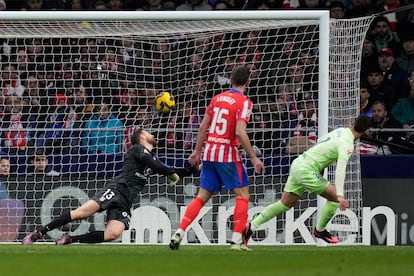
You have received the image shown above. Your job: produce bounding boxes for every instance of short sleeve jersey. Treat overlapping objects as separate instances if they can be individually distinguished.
[202,89,253,163]
[304,127,355,171]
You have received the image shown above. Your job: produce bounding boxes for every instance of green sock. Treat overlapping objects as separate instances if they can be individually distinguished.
[251,201,290,230]
[316,201,340,231]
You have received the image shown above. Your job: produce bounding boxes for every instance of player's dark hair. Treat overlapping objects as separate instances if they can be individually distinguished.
[354,114,372,133]
[130,129,144,145]
[231,66,250,86]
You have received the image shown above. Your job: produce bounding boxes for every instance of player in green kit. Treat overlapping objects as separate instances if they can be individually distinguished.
[243,114,372,245]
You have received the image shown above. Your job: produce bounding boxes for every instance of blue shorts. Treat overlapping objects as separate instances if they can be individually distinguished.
[199,161,249,192]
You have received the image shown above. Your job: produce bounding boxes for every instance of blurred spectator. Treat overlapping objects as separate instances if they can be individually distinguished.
[294,99,318,144]
[0,0,6,10]
[0,156,10,199]
[365,62,391,109]
[297,0,325,9]
[396,32,414,74]
[29,148,60,176]
[370,16,401,57]
[115,84,141,126]
[373,0,401,32]
[0,96,37,152]
[377,47,410,108]
[214,0,230,9]
[329,1,346,19]
[68,0,87,10]
[23,0,46,10]
[366,100,405,154]
[1,63,25,98]
[181,77,212,114]
[81,102,124,154]
[275,83,298,127]
[285,63,317,101]
[391,72,414,128]
[70,83,94,123]
[94,0,108,10]
[176,0,212,10]
[162,1,176,10]
[21,74,49,125]
[361,35,378,81]
[39,93,78,155]
[107,0,123,10]
[213,56,235,89]
[166,102,201,150]
[117,36,145,82]
[14,48,31,81]
[237,31,262,67]
[0,156,10,177]
[345,0,372,18]
[360,81,373,117]
[143,0,163,10]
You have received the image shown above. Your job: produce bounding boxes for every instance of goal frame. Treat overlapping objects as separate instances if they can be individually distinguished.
[1,10,338,245]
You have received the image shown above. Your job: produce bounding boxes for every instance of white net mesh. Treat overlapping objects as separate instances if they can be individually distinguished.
[0,12,373,244]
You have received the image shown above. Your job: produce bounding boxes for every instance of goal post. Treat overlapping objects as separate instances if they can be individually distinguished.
[0,11,374,245]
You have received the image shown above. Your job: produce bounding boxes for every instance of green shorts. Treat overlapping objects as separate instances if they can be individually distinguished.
[284,155,329,197]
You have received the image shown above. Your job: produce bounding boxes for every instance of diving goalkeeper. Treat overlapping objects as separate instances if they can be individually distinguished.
[22,129,199,245]
[243,115,372,245]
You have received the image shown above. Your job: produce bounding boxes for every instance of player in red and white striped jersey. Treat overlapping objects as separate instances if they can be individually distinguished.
[170,65,265,251]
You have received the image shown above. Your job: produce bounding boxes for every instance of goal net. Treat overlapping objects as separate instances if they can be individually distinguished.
[0,11,373,245]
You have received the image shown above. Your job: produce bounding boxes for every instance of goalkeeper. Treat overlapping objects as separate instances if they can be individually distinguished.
[22,129,199,245]
[243,115,372,245]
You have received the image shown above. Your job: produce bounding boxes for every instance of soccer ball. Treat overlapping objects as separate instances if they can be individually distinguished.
[155,91,175,113]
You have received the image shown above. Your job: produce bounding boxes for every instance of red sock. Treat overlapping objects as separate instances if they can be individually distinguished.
[233,197,249,233]
[179,197,205,231]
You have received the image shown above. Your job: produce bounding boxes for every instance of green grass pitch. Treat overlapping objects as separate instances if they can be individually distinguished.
[1,244,413,276]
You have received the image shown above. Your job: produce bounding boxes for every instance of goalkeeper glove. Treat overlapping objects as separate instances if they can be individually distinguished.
[167,173,180,186]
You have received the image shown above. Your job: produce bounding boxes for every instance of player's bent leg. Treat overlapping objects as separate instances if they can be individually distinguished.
[71,200,101,220]
[231,187,249,248]
[104,220,125,241]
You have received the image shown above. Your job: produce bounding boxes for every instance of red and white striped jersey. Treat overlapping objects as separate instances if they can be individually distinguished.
[202,88,252,163]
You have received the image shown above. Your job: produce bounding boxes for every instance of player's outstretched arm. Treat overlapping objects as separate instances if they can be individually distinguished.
[174,165,202,178]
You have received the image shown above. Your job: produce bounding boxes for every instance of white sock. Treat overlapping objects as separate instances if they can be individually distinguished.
[231,232,242,244]
[175,228,184,236]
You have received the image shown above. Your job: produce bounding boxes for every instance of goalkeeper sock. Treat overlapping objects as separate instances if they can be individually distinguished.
[251,201,290,231]
[39,209,72,235]
[71,231,105,243]
[178,196,204,231]
[316,201,340,231]
[233,197,249,233]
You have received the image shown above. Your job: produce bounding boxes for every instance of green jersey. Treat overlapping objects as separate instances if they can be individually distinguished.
[301,127,355,196]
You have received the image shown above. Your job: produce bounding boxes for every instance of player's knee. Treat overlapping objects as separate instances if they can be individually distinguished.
[104,229,122,241]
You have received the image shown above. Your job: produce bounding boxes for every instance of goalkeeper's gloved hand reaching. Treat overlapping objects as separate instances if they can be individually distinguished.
[167,173,180,186]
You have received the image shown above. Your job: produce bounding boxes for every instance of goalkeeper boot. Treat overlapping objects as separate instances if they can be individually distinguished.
[22,231,43,245]
[242,222,253,247]
[169,233,182,250]
[313,228,339,244]
[56,234,73,245]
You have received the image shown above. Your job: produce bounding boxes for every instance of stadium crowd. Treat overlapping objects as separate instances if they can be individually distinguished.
[0,0,414,169]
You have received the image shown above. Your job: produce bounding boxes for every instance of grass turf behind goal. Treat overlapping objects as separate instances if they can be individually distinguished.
[1,244,413,276]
